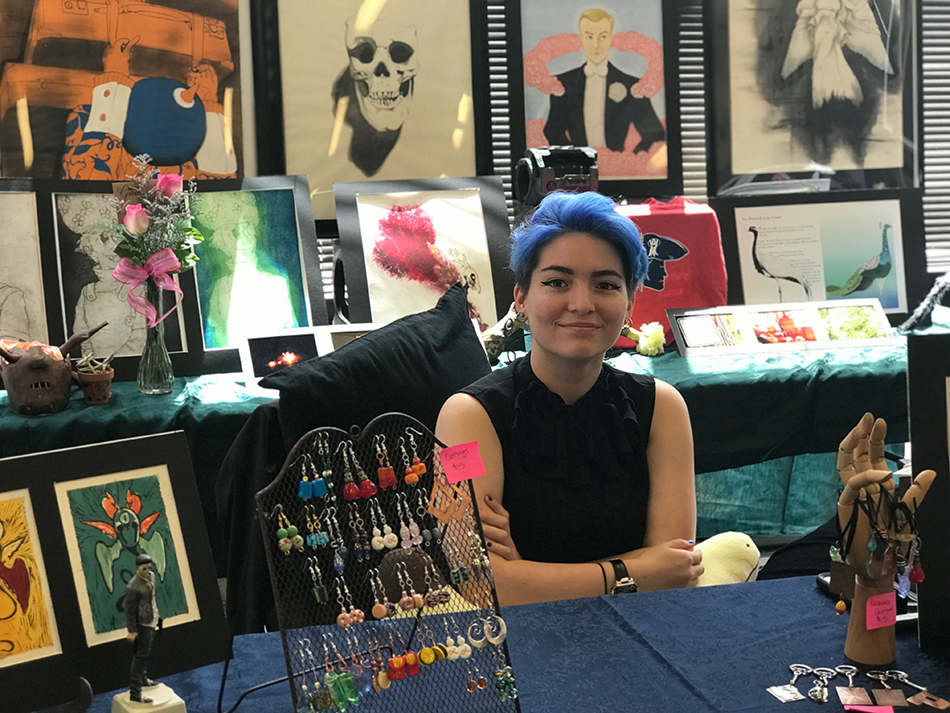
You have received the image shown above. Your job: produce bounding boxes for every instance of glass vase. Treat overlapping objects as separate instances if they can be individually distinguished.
[137,278,174,395]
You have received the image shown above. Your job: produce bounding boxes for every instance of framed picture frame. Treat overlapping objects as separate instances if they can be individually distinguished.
[32,175,326,380]
[252,0,492,221]
[0,0,255,180]
[0,179,50,345]
[333,176,514,330]
[907,333,950,651]
[239,322,383,386]
[0,432,231,713]
[709,188,929,324]
[504,0,684,198]
[668,298,898,358]
[705,0,922,196]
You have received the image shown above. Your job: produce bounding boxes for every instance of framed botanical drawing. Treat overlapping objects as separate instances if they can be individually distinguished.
[0,488,61,668]
[706,0,921,195]
[0,0,255,179]
[0,184,46,343]
[907,334,950,651]
[267,0,491,220]
[505,0,684,198]
[710,188,930,324]
[333,177,513,329]
[0,432,230,713]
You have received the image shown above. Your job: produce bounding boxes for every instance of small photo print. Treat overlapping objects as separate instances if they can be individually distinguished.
[749,310,819,345]
[676,314,743,348]
[819,305,892,341]
[247,333,319,378]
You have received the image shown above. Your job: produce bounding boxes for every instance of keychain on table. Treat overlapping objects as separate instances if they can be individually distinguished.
[349,442,377,499]
[325,507,347,572]
[867,670,908,707]
[272,504,304,555]
[833,665,872,706]
[308,555,329,604]
[767,664,810,703]
[807,667,836,703]
[423,559,451,607]
[375,435,397,489]
[406,427,427,479]
[346,503,371,561]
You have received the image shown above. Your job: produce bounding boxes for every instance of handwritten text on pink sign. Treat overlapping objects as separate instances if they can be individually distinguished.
[439,442,486,483]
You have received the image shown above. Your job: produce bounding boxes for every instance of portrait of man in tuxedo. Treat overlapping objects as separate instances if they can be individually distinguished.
[543,8,665,154]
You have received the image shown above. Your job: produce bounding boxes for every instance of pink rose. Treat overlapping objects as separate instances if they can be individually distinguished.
[123,204,150,235]
[156,173,184,197]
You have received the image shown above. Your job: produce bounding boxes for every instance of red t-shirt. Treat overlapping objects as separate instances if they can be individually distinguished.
[616,197,728,346]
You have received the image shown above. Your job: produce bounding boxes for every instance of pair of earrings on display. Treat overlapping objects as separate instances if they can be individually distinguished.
[399,429,427,485]
[296,453,328,499]
[443,617,473,660]
[308,556,328,604]
[367,498,398,551]
[273,504,305,555]
[303,504,329,548]
[374,434,398,489]
[395,493,424,549]
[367,568,396,619]
[467,614,508,648]
[395,561,424,610]
[339,441,378,501]
[423,559,451,607]
[334,578,364,628]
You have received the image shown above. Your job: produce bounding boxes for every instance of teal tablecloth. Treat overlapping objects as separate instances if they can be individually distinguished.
[0,338,917,566]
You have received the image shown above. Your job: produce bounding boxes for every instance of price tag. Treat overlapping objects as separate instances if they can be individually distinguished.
[865,590,896,631]
[438,441,486,483]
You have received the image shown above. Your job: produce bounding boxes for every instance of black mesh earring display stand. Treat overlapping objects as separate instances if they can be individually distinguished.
[255,412,521,713]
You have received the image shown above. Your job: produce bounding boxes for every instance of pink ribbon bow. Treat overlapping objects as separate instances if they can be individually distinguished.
[111,248,184,327]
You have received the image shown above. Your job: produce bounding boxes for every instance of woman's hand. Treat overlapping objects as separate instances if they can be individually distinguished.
[624,539,703,591]
[480,495,521,561]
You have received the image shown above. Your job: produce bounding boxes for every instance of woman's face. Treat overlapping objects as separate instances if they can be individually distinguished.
[515,232,634,363]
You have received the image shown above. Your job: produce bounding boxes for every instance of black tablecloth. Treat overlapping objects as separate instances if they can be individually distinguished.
[83,577,949,713]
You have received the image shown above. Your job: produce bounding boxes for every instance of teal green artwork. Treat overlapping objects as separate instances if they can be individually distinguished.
[192,189,309,349]
[67,475,189,636]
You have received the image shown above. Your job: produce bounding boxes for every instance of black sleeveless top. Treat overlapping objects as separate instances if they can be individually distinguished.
[459,355,655,564]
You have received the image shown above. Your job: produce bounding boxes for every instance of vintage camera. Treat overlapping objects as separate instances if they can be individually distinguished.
[513,146,599,207]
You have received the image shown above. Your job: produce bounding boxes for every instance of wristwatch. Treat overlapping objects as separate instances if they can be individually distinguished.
[609,559,638,594]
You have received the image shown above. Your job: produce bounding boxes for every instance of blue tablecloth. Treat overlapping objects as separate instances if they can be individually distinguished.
[84,577,950,713]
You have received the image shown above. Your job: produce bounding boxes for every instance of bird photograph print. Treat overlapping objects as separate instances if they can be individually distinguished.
[734,199,906,313]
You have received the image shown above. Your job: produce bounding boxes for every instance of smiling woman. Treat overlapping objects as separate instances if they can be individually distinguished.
[436,191,702,606]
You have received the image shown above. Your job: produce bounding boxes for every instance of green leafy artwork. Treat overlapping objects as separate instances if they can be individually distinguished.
[819,306,889,341]
[67,475,189,635]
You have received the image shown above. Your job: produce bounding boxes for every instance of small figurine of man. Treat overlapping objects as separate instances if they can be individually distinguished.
[124,554,161,704]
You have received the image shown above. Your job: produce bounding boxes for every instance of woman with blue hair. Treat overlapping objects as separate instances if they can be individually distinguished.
[437,191,702,605]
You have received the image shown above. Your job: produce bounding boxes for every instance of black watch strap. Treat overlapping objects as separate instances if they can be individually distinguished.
[609,559,638,594]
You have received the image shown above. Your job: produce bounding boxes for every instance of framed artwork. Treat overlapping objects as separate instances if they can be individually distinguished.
[668,298,898,357]
[0,188,46,343]
[0,0,254,179]
[239,323,383,386]
[907,334,950,651]
[267,0,490,220]
[710,188,929,323]
[0,432,230,713]
[505,0,683,198]
[334,177,514,329]
[706,0,921,195]
[0,489,61,668]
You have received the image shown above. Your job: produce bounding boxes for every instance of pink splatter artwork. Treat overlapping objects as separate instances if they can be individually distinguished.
[371,204,487,329]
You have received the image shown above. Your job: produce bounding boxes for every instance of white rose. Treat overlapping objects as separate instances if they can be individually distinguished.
[608,82,627,103]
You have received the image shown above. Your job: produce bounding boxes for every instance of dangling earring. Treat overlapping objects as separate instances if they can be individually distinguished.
[467,618,489,649]
[318,434,335,503]
[325,507,347,572]
[346,502,371,561]
[375,435,397,489]
[373,499,397,549]
[424,559,450,607]
[308,450,328,498]
[338,441,360,501]
[484,613,507,645]
[400,493,423,547]
[296,455,313,499]
[349,442,377,499]
[406,428,427,478]
[334,577,363,627]
[273,504,303,555]
[308,555,328,603]
[397,437,417,486]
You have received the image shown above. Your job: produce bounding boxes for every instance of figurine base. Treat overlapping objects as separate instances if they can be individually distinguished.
[111,684,185,712]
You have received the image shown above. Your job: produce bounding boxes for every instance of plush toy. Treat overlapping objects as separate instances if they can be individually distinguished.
[695,531,760,587]
[0,322,107,415]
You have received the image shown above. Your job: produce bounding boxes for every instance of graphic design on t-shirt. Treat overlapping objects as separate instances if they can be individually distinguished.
[642,234,688,291]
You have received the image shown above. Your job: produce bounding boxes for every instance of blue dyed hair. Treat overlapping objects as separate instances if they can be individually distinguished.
[510,191,648,293]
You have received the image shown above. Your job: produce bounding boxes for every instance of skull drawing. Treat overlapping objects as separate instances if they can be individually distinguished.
[345,17,418,133]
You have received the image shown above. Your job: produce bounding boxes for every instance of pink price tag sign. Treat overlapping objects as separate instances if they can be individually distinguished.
[438,442,486,484]
[866,590,897,631]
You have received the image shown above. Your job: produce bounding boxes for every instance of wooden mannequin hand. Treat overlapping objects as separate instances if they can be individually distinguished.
[480,495,521,561]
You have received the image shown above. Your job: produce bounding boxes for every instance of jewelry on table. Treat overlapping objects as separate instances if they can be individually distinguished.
[887,670,927,693]
[375,435,397,489]
[807,667,836,703]
[767,664,810,703]
[868,670,908,707]
[835,664,872,705]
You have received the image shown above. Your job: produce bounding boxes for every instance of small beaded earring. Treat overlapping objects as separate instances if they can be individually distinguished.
[349,442,377,499]
[334,578,364,628]
[406,428,427,478]
[308,555,328,603]
[318,434,336,504]
[443,617,460,660]
[375,435,397,489]
[346,503,371,561]
[296,455,313,500]
[338,442,360,501]
[325,507,347,572]
[273,504,304,555]
[397,437,418,486]
[424,560,450,607]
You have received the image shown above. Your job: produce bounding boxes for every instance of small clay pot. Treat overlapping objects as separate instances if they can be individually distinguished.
[77,368,114,405]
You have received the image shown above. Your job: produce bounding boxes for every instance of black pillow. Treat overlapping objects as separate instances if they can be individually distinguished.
[260,284,491,450]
